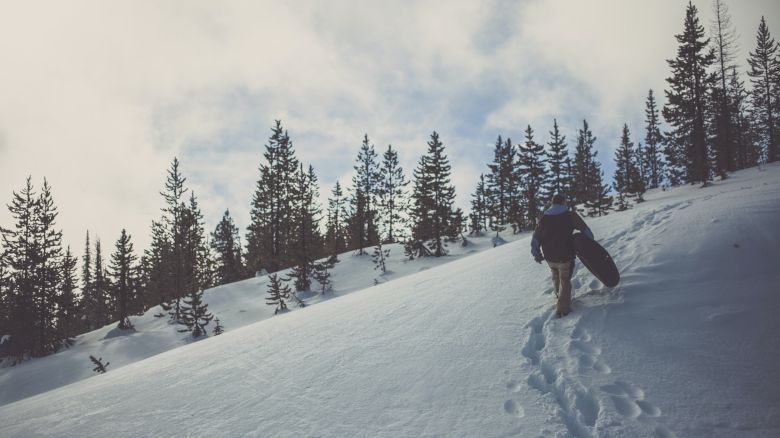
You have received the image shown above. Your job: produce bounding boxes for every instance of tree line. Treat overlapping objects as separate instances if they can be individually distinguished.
[1,1,777,362]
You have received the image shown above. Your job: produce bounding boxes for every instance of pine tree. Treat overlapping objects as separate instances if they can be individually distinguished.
[0,178,67,359]
[468,174,489,235]
[180,288,212,338]
[729,67,760,169]
[519,125,548,229]
[348,134,381,254]
[140,221,170,313]
[544,119,570,200]
[35,179,63,355]
[312,261,333,295]
[265,273,291,315]
[643,90,665,188]
[185,192,211,293]
[80,231,99,330]
[325,182,348,261]
[747,16,780,163]
[377,145,409,243]
[372,240,390,275]
[56,247,79,346]
[613,125,643,210]
[0,178,40,360]
[663,2,717,186]
[0,259,10,349]
[212,317,224,336]
[89,355,109,374]
[571,120,600,207]
[409,131,459,257]
[159,158,188,323]
[108,229,137,330]
[289,164,322,292]
[709,0,739,175]
[486,135,511,235]
[93,239,110,328]
[246,121,300,274]
[585,167,613,217]
[211,209,244,286]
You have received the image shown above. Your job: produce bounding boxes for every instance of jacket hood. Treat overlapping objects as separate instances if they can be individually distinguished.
[544,204,569,216]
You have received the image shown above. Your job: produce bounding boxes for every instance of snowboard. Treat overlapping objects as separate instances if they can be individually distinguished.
[571,233,620,287]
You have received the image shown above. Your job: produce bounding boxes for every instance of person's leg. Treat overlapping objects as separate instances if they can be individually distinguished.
[557,261,573,315]
[549,263,561,298]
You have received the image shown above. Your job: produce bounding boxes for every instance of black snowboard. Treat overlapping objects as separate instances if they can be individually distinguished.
[571,233,620,287]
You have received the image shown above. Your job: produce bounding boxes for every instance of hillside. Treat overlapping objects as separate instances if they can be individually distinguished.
[0,163,779,437]
[0,225,521,407]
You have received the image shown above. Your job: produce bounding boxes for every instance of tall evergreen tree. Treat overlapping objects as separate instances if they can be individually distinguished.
[92,239,110,328]
[1,178,69,359]
[34,180,62,355]
[0,178,39,359]
[709,0,739,175]
[246,121,300,274]
[729,67,760,168]
[613,125,643,210]
[485,135,512,234]
[408,131,458,257]
[108,229,137,330]
[211,209,244,286]
[643,90,665,188]
[289,164,322,292]
[663,2,717,186]
[572,119,600,207]
[140,221,170,313]
[55,247,79,345]
[519,125,548,229]
[80,231,96,330]
[325,182,348,261]
[544,119,570,200]
[377,145,409,243]
[747,16,780,163]
[348,134,381,254]
[159,158,188,323]
[585,167,613,217]
[468,174,489,235]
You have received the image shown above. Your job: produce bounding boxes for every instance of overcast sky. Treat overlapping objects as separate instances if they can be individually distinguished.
[1,0,777,254]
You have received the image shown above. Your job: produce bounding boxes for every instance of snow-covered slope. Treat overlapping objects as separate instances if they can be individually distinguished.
[1,164,779,437]
[0,224,519,407]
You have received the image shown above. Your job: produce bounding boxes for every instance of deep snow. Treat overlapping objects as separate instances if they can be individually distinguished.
[1,163,779,437]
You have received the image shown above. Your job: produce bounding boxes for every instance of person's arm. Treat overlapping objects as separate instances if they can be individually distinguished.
[531,219,546,260]
[571,211,594,239]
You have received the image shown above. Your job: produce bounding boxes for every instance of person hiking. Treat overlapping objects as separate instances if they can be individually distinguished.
[531,194,593,318]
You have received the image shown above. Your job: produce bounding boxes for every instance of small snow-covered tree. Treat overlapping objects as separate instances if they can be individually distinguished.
[372,241,390,274]
[266,273,291,314]
[212,317,224,336]
[312,261,333,295]
[180,288,212,338]
[89,355,109,374]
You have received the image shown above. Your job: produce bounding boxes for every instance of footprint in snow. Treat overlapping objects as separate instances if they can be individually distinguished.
[503,399,525,417]
[571,337,611,375]
[601,380,661,419]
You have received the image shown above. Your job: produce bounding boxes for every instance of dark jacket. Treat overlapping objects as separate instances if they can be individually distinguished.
[531,204,593,263]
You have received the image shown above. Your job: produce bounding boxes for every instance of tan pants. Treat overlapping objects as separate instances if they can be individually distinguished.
[548,261,572,314]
